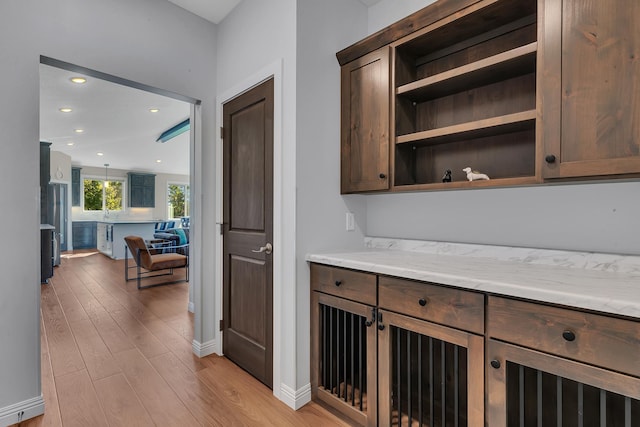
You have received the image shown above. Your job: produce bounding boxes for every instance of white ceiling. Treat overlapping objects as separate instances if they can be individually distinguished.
[40,64,190,176]
[167,0,382,24]
[40,0,383,177]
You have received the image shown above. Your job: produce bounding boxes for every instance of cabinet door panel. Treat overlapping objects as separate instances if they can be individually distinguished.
[487,340,640,427]
[71,167,81,206]
[311,292,377,426]
[128,173,155,207]
[341,48,390,193]
[542,0,640,178]
[378,310,484,427]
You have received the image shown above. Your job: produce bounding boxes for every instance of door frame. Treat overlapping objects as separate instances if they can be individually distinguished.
[215,59,288,404]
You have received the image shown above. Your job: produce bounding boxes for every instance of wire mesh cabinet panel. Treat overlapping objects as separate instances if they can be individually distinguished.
[311,292,378,426]
[377,310,484,427]
[487,340,640,427]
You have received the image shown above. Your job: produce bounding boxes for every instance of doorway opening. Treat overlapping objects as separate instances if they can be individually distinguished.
[38,55,202,364]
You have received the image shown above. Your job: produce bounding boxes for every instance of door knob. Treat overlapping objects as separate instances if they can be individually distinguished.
[252,242,273,255]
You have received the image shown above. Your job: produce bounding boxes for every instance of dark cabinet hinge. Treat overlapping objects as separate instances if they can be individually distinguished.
[220,126,224,140]
[219,319,224,331]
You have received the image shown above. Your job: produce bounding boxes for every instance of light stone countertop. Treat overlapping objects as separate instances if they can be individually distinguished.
[96,220,158,224]
[306,238,640,320]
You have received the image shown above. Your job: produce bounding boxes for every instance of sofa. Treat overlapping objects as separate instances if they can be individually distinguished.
[152,227,189,255]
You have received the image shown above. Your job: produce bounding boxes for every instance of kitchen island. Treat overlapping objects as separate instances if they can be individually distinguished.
[96,220,156,260]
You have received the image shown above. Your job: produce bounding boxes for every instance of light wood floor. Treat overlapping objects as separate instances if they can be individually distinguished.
[13,250,351,427]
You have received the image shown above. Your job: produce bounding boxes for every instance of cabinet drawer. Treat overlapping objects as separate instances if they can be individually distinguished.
[488,296,640,378]
[310,264,376,306]
[379,276,484,335]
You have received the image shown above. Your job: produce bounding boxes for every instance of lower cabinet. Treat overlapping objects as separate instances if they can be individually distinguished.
[310,263,640,426]
[96,223,113,257]
[377,310,484,427]
[310,263,484,426]
[72,221,97,249]
[487,296,640,427]
[311,292,378,426]
[486,340,640,427]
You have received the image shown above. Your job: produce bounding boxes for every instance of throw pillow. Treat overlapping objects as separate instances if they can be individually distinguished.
[174,228,187,245]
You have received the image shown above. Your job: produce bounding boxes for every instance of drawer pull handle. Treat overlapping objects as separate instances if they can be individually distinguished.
[490,359,501,369]
[335,280,342,287]
[418,298,427,306]
[378,324,385,331]
[562,330,576,342]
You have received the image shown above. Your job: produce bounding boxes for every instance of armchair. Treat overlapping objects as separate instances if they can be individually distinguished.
[124,235,188,289]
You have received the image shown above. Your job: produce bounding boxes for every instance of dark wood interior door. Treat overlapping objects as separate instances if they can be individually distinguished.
[223,78,274,388]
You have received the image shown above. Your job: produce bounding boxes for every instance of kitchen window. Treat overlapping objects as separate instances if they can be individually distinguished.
[167,183,189,219]
[83,178,124,212]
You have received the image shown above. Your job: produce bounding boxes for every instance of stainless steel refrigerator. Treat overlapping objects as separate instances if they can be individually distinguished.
[48,183,68,266]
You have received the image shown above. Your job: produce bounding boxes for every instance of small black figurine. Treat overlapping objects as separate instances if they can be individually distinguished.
[442,169,452,182]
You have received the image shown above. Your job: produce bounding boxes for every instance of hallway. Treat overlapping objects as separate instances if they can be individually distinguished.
[16,250,349,426]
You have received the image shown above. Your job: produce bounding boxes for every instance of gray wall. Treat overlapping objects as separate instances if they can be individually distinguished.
[217,0,371,398]
[296,0,369,391]
[364,0,640,256]
[367,0,437,33]
[367,182,640,255]
[216,0,299,399]
[0,0,216,416]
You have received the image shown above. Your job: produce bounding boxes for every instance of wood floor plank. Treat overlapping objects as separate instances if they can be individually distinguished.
[163,312,194,341]
[27,251,352,427]
[40,284,85,377]
[196,357,352,427]
[149,352,252,426]
[93,374,155,427]
[113,348,199,426]
[54,292,88,324]
[108,308,169,359]
[88,309,136,355]
[68,319,121,380]
[55,369,108,427]
[143,318,213,372]
[17,315,65,427]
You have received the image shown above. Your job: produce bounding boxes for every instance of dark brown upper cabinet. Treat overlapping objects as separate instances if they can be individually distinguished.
[337,0,640,193]
[541,0,640,179]
[340,47,391,193]
[391,0,538,190]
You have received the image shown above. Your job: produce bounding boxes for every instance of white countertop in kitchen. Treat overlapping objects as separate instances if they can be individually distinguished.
[96,220,158,224]
[307,238,640,319]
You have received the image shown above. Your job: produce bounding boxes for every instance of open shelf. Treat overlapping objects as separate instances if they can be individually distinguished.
[396,110,536,147]
[393,176,538,192]
[397,43,537,102]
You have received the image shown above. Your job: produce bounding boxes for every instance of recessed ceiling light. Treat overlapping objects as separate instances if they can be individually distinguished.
[156,159,162,163]
[74,129,84,133]
[149,108,159,113]
[66,142,74,146]
[59,107,73,113]
[97,152,104,156]
[70,77,87,84]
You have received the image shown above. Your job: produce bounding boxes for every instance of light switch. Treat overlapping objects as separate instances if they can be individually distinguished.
[346,212,355,231]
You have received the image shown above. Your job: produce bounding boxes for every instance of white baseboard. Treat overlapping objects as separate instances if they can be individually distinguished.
[192,339,216,357]
[279,383,311,410]
[0,395,45,426]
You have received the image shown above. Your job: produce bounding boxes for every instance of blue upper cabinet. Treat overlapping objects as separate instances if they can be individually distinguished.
[128,172,155,207]
[71,167,81,206]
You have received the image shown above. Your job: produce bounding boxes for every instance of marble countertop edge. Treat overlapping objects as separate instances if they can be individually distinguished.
[306,250,640,319]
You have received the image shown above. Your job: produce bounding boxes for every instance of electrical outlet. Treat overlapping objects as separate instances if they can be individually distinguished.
[346,212,355,231]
